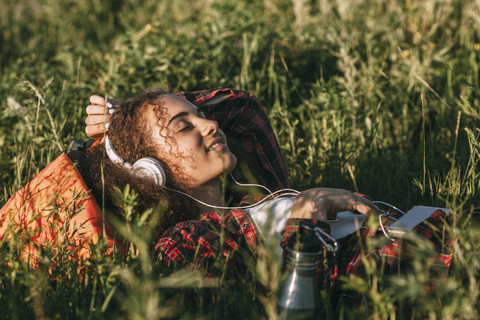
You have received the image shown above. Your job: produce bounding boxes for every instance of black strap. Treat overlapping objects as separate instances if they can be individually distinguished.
[68,139,96,152]
[64,139,96,170]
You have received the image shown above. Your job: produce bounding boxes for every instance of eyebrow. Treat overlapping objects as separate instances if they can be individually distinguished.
[167,111,189,127]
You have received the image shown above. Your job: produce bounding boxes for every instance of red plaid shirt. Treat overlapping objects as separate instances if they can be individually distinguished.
[155,209,259,278]
[155,89,453,290]
[156,204,453,286]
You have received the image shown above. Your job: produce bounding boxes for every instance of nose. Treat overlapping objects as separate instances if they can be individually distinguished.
[199,118,218,137]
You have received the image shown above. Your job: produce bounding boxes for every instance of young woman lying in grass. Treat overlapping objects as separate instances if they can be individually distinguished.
[82,88,454,296]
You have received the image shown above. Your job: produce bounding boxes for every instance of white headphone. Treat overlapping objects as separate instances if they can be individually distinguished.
[104,135,167,187]
[104,134,302,210]
[102,104,299,209]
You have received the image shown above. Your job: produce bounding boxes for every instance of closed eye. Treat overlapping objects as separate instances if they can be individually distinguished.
[178,121,194,132]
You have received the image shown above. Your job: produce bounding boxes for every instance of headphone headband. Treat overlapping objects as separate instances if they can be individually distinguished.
[105,136,130,167]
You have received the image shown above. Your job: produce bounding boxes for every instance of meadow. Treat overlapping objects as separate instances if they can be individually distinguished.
[0,0,479,318]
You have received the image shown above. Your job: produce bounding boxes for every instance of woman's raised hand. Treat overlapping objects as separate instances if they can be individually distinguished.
[291,188,381,221]
[85,95,121,140]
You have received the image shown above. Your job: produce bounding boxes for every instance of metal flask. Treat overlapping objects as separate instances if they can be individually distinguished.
[277,225,324,320]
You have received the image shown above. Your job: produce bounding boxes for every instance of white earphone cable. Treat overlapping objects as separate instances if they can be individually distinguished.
[162,174,300,210]
[228,173,274,195]
[163,185,299,210]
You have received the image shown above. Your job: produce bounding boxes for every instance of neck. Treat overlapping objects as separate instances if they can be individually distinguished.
[191,179,225,213]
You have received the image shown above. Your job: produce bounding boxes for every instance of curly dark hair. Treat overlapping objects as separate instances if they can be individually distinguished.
[80,90,200,238]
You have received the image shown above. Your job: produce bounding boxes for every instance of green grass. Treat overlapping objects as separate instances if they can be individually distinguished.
[0,0,479,318]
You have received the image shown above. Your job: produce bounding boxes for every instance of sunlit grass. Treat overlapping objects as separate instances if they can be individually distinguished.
[0,0,479,318]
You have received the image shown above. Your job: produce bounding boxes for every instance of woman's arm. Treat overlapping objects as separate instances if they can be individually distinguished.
[291,188,380,221]
[282,189,380,253]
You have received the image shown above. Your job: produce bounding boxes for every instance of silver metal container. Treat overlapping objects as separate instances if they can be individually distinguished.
[277,222,323,320]
[278,247,320,319]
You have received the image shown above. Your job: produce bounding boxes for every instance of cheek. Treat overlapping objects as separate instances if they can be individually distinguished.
[163,144,172,154]
[176,139,205,159]
[157,135,197,159]
[151,132,172,154]
[161,154,200,187]
[167,145,200,174]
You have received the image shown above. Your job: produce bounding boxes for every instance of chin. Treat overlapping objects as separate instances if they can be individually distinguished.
[225,153,237,173]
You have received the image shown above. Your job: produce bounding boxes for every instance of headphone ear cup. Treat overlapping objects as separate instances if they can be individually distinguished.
[132,157,167,187]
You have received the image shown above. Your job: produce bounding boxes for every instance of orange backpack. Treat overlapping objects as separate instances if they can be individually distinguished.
[0,152,117,268]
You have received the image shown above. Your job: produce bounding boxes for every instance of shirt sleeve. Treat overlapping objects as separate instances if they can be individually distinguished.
[176,89,291,190]
[155,210,258,278]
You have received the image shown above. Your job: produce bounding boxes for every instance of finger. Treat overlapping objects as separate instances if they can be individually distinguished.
[90,95,106,105]
[86,105,109,116]
[328,190,373,215]
[353,203,376,215]
[85,124,109,139]
[357,196,383,214]
[351,197,382,215]
[85,114,113,125]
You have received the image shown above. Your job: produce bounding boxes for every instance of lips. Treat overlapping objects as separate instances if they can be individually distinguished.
[207,137,225,151]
